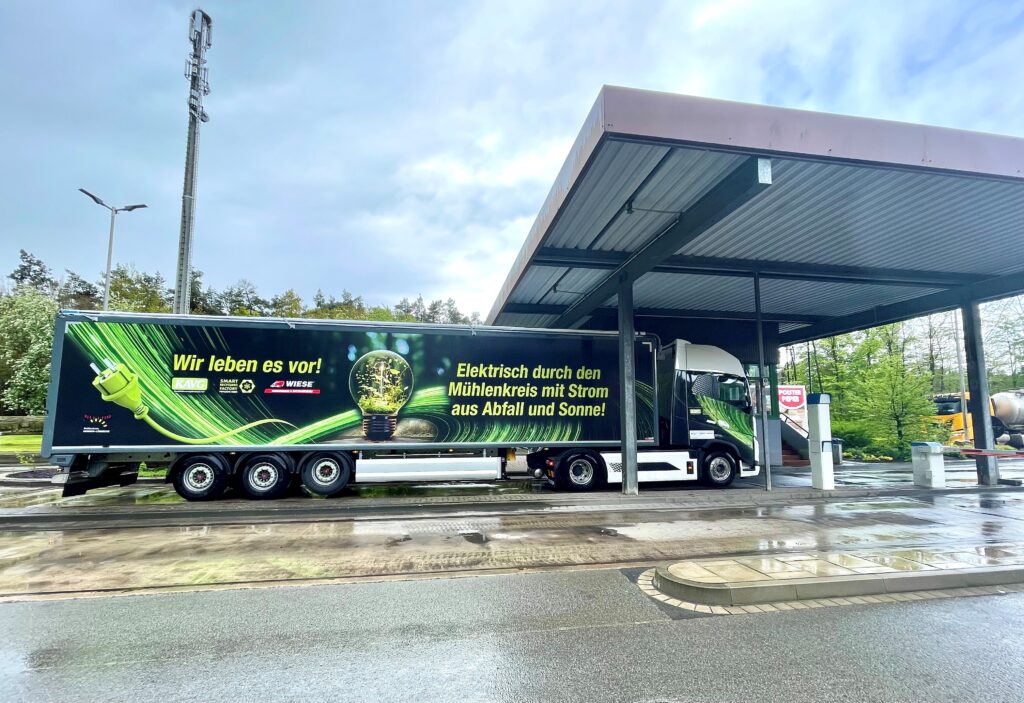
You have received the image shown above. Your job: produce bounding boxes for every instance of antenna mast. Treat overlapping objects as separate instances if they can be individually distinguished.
[173,8,212,315]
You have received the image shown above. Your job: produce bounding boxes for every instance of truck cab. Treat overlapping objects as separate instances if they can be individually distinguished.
[530,340,759,491]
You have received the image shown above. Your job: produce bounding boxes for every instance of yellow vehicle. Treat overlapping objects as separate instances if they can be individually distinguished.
[932,391,1024,447]
[932,392,986,443]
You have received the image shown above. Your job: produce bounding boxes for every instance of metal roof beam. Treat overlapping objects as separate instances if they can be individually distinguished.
[504,302,821,324]
[779,270,1024,344]
[533,247,981,288]
[550,156,773,328]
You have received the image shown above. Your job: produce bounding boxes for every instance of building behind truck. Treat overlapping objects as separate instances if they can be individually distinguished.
[42,311,759,500]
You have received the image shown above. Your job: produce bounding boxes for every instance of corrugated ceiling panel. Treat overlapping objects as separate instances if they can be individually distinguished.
[759,278,943,317]
[632,273,754,311]
[507,267,566,305]
[594,149,745,252]
[538,268,611,306]
[631,272,941,318]
[493,313,559,328]
[779,322,811,334]
[682,158,1024,275]
[545,141,669,249]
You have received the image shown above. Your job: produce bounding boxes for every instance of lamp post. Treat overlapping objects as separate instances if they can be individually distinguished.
[78,189,147,310]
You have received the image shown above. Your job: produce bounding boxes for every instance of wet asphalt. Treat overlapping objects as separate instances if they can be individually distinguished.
[3,567,1024,702]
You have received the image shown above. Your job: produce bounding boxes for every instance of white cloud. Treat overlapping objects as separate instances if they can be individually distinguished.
[4,0,1024,320]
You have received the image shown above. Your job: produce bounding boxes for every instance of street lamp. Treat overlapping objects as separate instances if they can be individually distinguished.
[78,188,147,311]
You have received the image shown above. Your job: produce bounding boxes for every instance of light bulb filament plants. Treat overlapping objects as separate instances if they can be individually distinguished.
[349,350,414,440]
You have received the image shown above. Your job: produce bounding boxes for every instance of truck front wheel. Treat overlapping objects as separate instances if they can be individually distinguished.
[557,453,602,492]
[701,450,737,488]
[239,454,292,500]
[173,455,229,501]
[300,452,353,497]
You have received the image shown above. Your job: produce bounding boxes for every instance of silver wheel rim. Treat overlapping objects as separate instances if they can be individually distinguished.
[311,459,340,487]
[184,463,215,492]
[250,463,279,490]
[568,458,594,486]
[708,456,732,482]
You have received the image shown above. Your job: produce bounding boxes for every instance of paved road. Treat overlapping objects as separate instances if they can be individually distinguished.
[3,568,1024,702]
[5,488,1024,595]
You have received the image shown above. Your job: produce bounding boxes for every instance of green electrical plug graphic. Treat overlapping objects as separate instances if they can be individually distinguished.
[90,359,293,444]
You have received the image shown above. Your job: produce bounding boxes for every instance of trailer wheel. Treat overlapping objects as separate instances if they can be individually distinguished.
[172,455,228,501]
[240,454,292,500]
[701,450,737,488]
[300,452,353,497]
[557,453,602,492]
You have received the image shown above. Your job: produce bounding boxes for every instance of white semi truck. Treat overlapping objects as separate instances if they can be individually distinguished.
[43,311,759,500]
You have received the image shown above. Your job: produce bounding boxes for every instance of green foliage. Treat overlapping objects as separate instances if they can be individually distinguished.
[107,264,171,313]
[353,354,412,414]
[846,325,942,460]
[9,250,56,294]
[0,288,58,413]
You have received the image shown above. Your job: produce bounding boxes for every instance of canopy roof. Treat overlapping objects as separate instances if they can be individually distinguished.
[488,86,1024,344]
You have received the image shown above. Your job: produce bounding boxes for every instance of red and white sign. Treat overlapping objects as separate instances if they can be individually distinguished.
[264,379,320,395]
[778,385,806,410]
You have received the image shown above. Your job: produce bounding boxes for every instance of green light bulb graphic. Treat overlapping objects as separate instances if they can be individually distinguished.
[349,350,414,440]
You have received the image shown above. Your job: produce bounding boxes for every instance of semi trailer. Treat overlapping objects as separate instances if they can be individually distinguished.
[43,311,760,500]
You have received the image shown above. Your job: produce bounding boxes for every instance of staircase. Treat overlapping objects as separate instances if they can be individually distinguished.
[781,445,810,467]
[780,411,811,467]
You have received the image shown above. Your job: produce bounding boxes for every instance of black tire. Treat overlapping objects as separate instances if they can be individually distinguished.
[557,452,602,492]
[299,452,353,497]
[701,450,737,488]
[239,454,292,500]
[172,454,229,501]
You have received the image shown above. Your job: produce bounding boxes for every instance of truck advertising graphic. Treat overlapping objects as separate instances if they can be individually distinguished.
[48,314,657,452]
[45,312,758,501]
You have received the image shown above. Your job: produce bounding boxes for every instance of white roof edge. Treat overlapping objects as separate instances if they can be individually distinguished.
[602,85,1024,181]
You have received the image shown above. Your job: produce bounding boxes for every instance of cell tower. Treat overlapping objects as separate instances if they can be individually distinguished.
[173,8,212,315]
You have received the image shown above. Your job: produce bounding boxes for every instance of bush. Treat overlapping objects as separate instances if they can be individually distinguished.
[831,421,872,449]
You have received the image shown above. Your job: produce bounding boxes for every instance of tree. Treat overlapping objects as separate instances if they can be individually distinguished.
[0,287,58,414]
[270,289,304,318]
[221,279,270,317]
[57,270,101,310]
[848,324,937,458]
[106,265,171,313]
[8,250,56,294]
[188,270,223,316]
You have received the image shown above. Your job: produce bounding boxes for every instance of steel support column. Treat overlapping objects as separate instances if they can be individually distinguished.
[962,301,999,485]
[753,272,772,491]
[618,277,639,496]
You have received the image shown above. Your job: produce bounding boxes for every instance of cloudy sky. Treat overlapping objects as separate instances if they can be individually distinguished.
[3,0,1024,315]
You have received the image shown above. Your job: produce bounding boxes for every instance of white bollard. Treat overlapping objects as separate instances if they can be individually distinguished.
[808,393,834,490]
[911,442,945,488]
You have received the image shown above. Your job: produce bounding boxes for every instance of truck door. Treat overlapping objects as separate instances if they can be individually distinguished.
[675,371,755,465]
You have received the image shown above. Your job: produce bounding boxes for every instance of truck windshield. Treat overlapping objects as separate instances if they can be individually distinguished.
[934,399,962,415]
[717,374,749,408]
[690,373,750,409]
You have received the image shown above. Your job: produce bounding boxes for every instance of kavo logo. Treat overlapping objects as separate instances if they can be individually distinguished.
[171,377,209,393]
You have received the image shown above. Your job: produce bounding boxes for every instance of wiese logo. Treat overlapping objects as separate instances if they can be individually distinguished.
[171,377,208,392]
